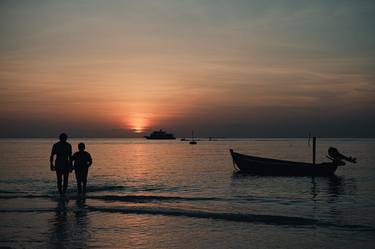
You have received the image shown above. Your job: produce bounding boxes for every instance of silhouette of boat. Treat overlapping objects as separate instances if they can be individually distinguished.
[189,130,197,145]
[144,129,176,140]
[230,147,356,176]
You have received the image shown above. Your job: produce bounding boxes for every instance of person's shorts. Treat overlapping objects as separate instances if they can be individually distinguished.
[75,167,88,180]
[55,165,70,174]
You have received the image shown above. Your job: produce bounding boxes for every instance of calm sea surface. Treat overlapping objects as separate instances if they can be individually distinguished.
[0,138,374,248]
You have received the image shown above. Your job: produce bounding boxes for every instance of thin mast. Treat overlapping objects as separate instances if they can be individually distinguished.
[312,137,316,165]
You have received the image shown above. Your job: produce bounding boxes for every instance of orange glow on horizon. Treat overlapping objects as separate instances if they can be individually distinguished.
[132,127,144,133]
[126,116,149,134]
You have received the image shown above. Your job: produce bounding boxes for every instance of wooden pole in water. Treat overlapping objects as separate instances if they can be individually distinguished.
[312,137,316,165]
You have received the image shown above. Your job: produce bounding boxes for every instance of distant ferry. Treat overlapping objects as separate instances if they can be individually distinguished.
[144,129,176,140]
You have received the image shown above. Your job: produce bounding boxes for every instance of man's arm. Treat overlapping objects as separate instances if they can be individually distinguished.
[68,144,73,171]
[50,144,56,171]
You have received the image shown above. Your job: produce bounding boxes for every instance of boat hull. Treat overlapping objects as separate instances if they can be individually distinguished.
[230,150,339,176]
[144,136,176,140]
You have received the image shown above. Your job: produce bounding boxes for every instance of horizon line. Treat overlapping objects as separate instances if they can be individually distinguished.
[0,137,374,139]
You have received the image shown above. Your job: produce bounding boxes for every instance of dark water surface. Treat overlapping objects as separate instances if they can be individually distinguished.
[0,138,374,248]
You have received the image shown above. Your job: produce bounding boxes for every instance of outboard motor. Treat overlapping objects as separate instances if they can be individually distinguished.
[328,147,357,164]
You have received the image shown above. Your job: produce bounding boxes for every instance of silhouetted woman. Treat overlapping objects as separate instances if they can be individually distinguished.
[50,133,72,195]
[71,143,92,194]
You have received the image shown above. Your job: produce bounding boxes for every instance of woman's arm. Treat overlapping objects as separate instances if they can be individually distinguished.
[87,153,93,167]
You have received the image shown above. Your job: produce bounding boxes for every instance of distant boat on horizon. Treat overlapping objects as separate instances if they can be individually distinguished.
[144,129,176,140]
[189,130,197,144]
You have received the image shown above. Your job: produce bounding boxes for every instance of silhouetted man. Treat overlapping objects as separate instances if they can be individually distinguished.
[72,143,92,194]
[50,133,72,195]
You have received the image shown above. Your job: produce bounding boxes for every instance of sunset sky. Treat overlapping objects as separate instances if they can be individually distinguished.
[1,0,374,137]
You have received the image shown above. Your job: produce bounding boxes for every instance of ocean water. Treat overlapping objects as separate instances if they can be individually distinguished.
[0,138,374,249]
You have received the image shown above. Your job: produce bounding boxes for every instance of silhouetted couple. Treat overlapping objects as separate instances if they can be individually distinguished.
[50,133,92,195]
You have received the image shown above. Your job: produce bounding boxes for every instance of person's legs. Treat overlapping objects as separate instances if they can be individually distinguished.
[75,170,82,194]
[76,171,82,194]
[82,168,88,194]
[56,171,63,195]
[62,171,69,194]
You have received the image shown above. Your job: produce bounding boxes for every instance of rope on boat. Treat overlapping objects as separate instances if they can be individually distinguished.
[308,132,311,146]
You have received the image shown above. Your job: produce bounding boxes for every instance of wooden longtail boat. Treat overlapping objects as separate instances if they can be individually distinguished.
[229,139,356,176]
[230,149,342,176]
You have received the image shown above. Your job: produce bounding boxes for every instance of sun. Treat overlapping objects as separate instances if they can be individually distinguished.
[127,117,149,134]
[132,127,144,133]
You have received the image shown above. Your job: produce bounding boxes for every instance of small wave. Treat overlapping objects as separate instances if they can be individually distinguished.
[0,208,56,213]
[0,194,55,200]
[91,195,220,203]
[0,190,28,194]
[0,193,220,203]
[86,185,125,192]
[43,185,126,195]
[88,206,318,225]
[0,202,373,231]
[88,206,375,231]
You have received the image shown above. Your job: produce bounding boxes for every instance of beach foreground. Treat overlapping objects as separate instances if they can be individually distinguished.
[1,138,375,248]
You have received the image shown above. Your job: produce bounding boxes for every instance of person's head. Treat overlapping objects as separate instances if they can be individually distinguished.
[78,142,85,151]
[59,133,68,142]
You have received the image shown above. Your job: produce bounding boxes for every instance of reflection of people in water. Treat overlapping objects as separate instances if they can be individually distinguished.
[72,143,92,194]
[50,133,72,195]
[48,198,89,249]
[48,199,69,248]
